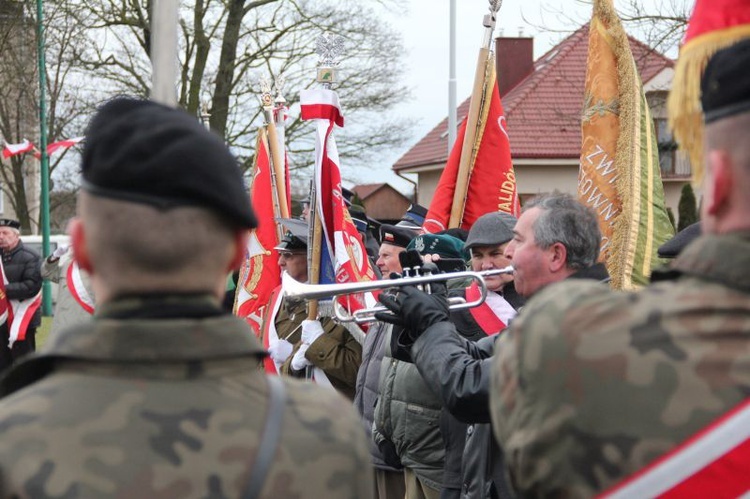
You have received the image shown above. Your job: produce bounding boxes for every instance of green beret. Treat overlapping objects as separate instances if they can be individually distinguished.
[407,233,469,261]
[81,97,257,228]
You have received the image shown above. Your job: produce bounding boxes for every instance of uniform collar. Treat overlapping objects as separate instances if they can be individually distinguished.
[0,294,266,397]
[666,231,750,292]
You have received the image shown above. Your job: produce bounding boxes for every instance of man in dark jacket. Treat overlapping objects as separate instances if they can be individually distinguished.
[354,223,415,499]
[0,219,42,370]
[378,193,607,499]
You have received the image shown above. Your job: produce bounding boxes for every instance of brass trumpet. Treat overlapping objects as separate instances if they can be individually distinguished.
[281,266,514,324]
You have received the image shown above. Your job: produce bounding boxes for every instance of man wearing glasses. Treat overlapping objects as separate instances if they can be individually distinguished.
[258,218,362,400]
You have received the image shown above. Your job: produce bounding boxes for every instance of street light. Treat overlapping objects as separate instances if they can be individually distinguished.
[36,0,52,315]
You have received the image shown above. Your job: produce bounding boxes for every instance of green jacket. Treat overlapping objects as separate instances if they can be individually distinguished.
[491,232,750,497]
[0,294,373,498]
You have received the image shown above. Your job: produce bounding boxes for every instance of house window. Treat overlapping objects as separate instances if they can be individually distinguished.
[654,118,676,176]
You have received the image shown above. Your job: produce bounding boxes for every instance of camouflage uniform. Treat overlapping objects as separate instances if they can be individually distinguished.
[0,295,373,498]
[490,232,750,497]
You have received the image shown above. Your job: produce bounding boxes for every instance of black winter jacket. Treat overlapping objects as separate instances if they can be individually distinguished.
[2,242,42,329]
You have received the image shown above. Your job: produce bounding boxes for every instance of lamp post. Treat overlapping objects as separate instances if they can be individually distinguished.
[36,0,52,315]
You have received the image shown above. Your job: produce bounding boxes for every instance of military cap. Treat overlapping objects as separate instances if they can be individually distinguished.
[701,38,750,124]
[274,217,308,251]
[464,212,517,250]
[396,203,428,229]
[379,223,416,248]
[657,222,701,259]
[81,97,257,228]
[408,233,469,261]
[348,205,369,234]
[0,219,21,230]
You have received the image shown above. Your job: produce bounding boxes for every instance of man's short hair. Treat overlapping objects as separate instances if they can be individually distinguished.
[524,192,601,270]
[80,193,236,295]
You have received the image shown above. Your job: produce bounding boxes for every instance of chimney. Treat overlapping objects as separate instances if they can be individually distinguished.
[495,37,534,97]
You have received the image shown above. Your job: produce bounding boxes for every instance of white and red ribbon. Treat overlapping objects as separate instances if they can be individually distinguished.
[599,398,750,498]
[66,260,94,314]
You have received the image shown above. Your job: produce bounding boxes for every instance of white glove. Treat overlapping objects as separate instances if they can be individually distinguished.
[268,339,294,364]
[300,319,325,345]
[51,245,68,260]
[291,344,312,371]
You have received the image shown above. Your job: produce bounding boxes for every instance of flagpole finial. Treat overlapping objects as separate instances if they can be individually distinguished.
[315,33,345,88]
[482,0,502,46]
[200,100,211,130]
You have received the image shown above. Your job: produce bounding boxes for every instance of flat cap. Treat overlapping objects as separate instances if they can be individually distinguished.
[379,223,416,249]
[464,212,517,250]
[407,233,469,261]
[702,38,750,124]
[82,97,257,228]
[0,219,20,230]
[274,218,308,251]
[657,222,701,259]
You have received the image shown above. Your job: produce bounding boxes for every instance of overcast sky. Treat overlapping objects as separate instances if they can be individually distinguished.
[349,0,603,193]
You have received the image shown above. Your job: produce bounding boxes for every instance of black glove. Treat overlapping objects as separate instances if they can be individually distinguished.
[377,437,403,468]
[375,278,449,341]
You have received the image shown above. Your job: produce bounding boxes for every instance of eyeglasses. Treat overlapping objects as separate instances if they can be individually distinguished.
[279,251,304,260]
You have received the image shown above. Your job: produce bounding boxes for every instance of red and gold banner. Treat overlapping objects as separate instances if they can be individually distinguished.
[579,0,674,289]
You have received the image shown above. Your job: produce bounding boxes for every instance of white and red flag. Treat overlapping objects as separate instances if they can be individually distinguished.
[300,88,377,311]
[66,260,95,314]
[0,261,41,347]
[423,50,520,233]
[47,136,84,155]
[2,140,36,159]
[234,128,287,335]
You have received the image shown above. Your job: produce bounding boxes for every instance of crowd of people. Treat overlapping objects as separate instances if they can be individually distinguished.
[0,36,746,498]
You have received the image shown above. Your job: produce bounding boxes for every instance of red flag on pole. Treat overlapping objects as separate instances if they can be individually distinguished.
[234,129,286,334]
[423,67,520,234]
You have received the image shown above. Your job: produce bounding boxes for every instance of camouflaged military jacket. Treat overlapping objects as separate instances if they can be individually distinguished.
[0,294,373,498]
[490,232,750,497]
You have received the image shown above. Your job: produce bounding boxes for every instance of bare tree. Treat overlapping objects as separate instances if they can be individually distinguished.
[55,0,413,180]
[0,0,92,233]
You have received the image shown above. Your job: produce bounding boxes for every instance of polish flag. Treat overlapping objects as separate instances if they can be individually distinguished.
[47,136,85,155]
[2,140,35,159]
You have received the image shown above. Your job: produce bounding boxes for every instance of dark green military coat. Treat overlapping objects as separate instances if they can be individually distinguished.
[270,296,362,400]
[0,295,373,498]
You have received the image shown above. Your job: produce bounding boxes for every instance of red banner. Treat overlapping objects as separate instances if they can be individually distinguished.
[423,68,520,233]
[234,129,286,335]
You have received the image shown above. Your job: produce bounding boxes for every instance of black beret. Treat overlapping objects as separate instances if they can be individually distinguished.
[0,219,20,230]
[82,97,257,228]
[379,223,416,249]
[274,218,308,251]
[657,222,701,259]
[702,39,750,124]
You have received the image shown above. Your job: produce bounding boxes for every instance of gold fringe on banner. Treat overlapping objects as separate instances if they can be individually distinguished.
[667,25,750,185]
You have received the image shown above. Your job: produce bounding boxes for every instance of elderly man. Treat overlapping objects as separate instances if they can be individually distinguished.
[490,39,750,497]
[354,223,415,499]
[0,218,42,370]
[258,218,362,400]
[0,97,372,498]
[378,194,606,499]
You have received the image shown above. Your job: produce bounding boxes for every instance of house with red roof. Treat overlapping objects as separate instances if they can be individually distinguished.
[393,26,691,215]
